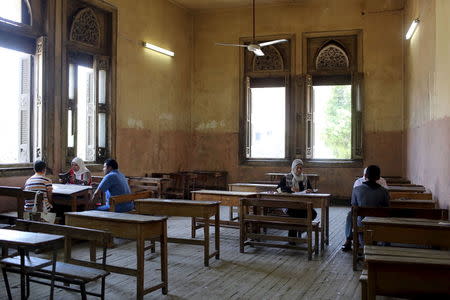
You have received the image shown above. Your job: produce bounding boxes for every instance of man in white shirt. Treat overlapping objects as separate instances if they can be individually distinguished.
[342,167,389,251]
[353,167,388,188]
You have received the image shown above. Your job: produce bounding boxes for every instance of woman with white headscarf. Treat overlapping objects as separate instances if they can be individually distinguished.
[277,159,318,241]
[69,157,92,185]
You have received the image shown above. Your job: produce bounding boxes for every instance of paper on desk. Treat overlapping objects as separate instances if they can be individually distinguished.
[293,191,307,195]
[438,222,450,226]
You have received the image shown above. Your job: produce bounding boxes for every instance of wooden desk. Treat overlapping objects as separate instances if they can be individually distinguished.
[135,198,220,267]
[191,190,258,227]
[228,183,277,193]
[384,177,411,184]
[389,191,432,200]
[258,192,331,248]
[127,177,171,198]
[0,229,63,300]
[265,173,320,190]
[52,184,92,212]
[362,217,450,248]
[65,211,168,299]
[389,199,436,209]
[364,245,450,299]
[387,185,426,193]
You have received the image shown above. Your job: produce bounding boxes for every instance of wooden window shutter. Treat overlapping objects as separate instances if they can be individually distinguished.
[304,74,313,159]
[85,71,96,161]
[94,55,109,162]
[245,76,251,158]
[33,36,46,161]
[352,72,364,159]
[18,55,31,163]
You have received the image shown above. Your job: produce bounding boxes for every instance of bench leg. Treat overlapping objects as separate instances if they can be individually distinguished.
[26,275,30,298]
[361,279,367,300]
[307,227,312,261]
[80,283,87,300]
[215,206,220,259]
[204,217,210,267]
[1,267,12,300]
[314,227,319,255]
[191,217,196,238]
[101,277,106,300]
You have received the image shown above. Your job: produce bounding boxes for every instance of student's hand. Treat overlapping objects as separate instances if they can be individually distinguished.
[305,189,313,193]
[291,187,300,192]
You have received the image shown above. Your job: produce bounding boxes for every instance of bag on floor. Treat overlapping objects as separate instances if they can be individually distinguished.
[23,191,56,224]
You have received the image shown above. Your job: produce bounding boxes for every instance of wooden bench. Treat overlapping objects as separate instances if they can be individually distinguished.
[127,177,170,198]
[6,220,113,299]
[389,191,432,200]
[109,190,153,212]
[390,198,436,209]
[0,187,41,224]
[351,206,448,270]
[240,198,319,260]
[135,198,220,267]
[363,245,450,299]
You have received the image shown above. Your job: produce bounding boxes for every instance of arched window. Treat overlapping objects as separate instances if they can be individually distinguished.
[315,43,349,71]
[0,0,31,25]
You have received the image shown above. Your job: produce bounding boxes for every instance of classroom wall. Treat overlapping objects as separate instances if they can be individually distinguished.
[108,0,194,176]
[190,0,404,197]
[404,0,450,208]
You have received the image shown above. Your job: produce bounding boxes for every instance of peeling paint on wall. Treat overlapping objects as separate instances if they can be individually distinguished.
[196,120,226,131]
[127,118,144,129]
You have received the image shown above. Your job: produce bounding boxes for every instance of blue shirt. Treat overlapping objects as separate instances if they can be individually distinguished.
[96,170,132,212]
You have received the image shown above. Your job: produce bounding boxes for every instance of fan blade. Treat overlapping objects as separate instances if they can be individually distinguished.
[216,43,248,47]
[253,48,264,56]
[259,39,288,47]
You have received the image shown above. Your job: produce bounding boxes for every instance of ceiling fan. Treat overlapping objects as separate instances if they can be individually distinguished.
[216,0,287,56]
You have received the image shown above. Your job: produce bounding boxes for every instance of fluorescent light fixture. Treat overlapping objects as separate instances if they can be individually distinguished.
[144,42,174,57]
[405,18,420,40]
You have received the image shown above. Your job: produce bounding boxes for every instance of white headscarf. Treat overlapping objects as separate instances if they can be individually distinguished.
[291,159,306,189]
[71,157,90,180]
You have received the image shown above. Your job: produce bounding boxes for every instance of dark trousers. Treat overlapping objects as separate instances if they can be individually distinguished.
[287,208,318,237]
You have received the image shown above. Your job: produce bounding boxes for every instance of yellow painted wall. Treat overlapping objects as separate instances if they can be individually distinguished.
[191,0,405,196]
[404,0,450,208]
[108,0,194,175]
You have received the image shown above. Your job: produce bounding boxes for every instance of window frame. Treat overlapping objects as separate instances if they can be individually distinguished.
[0,0,47,174]
[300,30,364,168]
[239,34,295,166]
[61,0,117,169]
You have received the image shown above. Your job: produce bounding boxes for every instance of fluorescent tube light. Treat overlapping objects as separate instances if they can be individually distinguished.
[405,19,420,40]
[144,42,174,57]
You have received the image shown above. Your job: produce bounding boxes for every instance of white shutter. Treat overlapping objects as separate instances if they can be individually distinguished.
[86,71,96,161]
[33,36,46,161]
[304,74,313,159]
[18,56,31,163]
[245,76,251,158]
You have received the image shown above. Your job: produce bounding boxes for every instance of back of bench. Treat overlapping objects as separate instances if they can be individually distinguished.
[109,190,153,212]
[353,206,448,221]
[0,187,42,219]
[15,219,112,244]
[240,198,313,226]
[390,191,432,200]
[128,177,161,197]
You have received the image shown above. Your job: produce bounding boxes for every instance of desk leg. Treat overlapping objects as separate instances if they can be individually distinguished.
[19,248,25,300]
[191,217,196,238]
[203,217,210,267]
[71,195,77,212]
[49,247,57,300]
[320,208,325,252]
[325,204,329,245]
[136,229,144,300]
[215,206,220,260]
[161,220,168,294]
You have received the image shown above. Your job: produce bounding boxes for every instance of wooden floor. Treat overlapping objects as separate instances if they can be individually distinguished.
[1,206,372,299]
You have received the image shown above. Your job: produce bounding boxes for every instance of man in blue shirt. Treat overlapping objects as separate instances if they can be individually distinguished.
[91,159,132,212]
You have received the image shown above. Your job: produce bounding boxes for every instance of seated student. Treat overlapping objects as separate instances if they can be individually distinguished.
[278,159,318,240]
[342,165,390,251]
[24,160,53,213]
[68,157,92,185]
[91,159,132,212]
